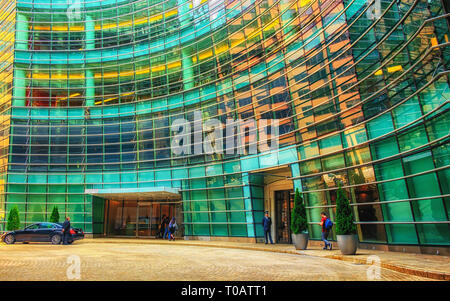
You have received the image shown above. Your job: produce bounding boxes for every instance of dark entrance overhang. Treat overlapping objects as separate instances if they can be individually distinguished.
[85,187,181,201]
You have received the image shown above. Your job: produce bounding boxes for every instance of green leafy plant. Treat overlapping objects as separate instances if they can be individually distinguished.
[49,206,60,223]
[7,206,21,231]
[291,188,308,234]
[335,183,356,235]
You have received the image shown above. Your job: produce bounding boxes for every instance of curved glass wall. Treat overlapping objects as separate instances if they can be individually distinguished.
[1,0,449,245]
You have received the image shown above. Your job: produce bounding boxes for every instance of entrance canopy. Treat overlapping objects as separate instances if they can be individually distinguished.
[85,187,181,201]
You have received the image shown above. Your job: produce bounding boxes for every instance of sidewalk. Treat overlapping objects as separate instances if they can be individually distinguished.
[82,238,450,281]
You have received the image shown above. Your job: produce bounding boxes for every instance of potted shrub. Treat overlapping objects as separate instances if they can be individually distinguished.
[335,183,358,255]
[7,206,21,231]
[290,188,309,250]
[49,206,60,223]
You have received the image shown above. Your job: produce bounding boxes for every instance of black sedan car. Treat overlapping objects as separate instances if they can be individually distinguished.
[2,222,84,245]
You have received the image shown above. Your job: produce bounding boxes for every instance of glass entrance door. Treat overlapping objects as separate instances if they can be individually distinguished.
[107,200,138,236]
[106,200,182,238]
[275,190,294,243]
[149,203,160,236]
[137,202,152,236]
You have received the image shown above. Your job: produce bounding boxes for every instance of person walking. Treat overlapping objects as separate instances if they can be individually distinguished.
[262,211,274,244]
[62,216,72,245]
[168,217,178,241]
[320,212,332,250]
[162,215,170,239]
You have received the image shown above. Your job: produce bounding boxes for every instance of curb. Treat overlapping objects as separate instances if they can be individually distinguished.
[82,239,449,281]
[323,254,449,281]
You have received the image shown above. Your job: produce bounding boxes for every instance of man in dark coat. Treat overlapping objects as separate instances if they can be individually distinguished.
[262,211,274,244]
[62,216,72,245]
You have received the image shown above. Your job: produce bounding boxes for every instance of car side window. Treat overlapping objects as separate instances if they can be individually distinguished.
[40,223,53,229]
[26,224,40,230]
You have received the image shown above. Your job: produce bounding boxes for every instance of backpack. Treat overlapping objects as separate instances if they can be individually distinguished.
[170,222,178,232]
[324,218,333,230]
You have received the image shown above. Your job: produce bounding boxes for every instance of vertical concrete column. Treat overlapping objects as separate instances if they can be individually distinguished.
[85,15,95,107]
[178,0,194,90]
[13,13,29,106]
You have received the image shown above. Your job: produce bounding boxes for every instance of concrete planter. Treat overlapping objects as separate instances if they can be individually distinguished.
[337,234,359,255]
[292,233,309,250]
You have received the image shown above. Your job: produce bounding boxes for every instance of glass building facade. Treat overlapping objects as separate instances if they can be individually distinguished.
[0,0,449,246]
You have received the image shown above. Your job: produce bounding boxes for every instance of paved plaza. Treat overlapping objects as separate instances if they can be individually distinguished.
[0,240,437,281]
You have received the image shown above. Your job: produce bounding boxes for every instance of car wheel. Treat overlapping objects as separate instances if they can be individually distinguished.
[4,234,15,245]
[51,235,62,245]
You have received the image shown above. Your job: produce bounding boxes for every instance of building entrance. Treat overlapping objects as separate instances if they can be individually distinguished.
[275,190,294,244]
[105,200,182,238]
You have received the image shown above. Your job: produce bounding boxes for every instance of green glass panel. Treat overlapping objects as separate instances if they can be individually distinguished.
[229,211,245,222]
[6,202,26,213]
[228,199,244,210]
[224,161,240,174]
[342,126,367,148]
[211,224,228,236]
[192,212,209,222]
[251,187,264,198]
[370,137,399,160]
[190,178,206,189]
[426,111,449,141]
[68,185,84,193]
[241,157,259,171]
[229,224,247,236]
[189,166,205,177]
[300,159,321,175]
[7,184,26,193]
[416,224,450,245]
[27,213,46,223]
[392,97,422,128]
[367,113,394,139]
[206,176,223,188]
[398,126,428,152]
[206,164,223,176]
[319,134,342,155]
[403,152,446,221]
[227,187,243,198]
[322,154,345,171]
[298,142,319,159]
[67,203,84,212]
[210,200,226,211]
[193,224,210,236]
[191,190,207,200]
[191,201,208,211]
[385,224,418,244]
[345,147,371,165]
[381,202,414,221]
[29,185,47,194]
[49,185,66,193]
[210,212,227,223]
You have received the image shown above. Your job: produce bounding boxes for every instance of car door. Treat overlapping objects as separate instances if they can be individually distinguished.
[13,228,29,242]
[19,224,40,242]
[35,223,54,242]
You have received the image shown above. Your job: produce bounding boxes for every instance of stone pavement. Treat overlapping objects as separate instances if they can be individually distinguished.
[0,240,434,281]
[85,238,450,280]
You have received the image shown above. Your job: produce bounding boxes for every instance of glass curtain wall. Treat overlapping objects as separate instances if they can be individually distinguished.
[0,0,448,246]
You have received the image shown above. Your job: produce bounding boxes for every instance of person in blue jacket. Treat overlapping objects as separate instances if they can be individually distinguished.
[262,211,274,244]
